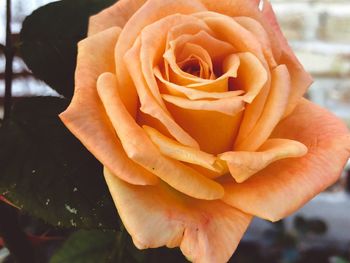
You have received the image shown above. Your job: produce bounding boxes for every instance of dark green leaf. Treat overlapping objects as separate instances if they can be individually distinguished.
[0,97,119,229]
[50,230,118,263]
[50,228,189,263]
[20,0,115,98]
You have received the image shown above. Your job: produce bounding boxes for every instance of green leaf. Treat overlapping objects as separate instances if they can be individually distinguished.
[50,228,189,263]
[50,230,118,263]
[0,97,119,229]
[20,0,115,98]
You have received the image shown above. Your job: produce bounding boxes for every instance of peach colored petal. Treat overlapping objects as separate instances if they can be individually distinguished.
[163,52,240,94]
[201,0,311,118]
[164,100,244,155]
[234,16,280,67]
[59,27,157,186]
[143,125,226,173]
[164,49,207,86]
[233,52,268,103]
[139,14,210,108]
[125,38,199,148]
[154,67,245,100]
[88,0,146,36]
[164,30,235,86]
[223,99,350,221]
[104,168,252,263]
[164,20,214,80]
[172,30,235,62]
[114,0,207,116]
[234,76,271,149]
[185,53,240,92]
[235,65,291,151]
[163,50,241,96]
[97,72,224,200]
[261,0,313,116]
[162,94,245,117]
[177,43,214,79]
[166,19,213,48]
[220,139,308,183]
[231,52,271,147]
[195,12,266,65]
[199,0,261,18]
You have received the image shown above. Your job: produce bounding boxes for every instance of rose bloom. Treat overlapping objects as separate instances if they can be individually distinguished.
[60,0,350,262]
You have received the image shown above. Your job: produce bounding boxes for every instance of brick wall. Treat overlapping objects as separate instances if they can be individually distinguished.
[271,0,350,126]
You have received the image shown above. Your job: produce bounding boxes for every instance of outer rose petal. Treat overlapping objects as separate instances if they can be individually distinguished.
[97,72,224,200]
[199,0,261,18]
[223,99,350,221]
[199,0,312,116]
[59,27,158,186]
[220,139,308,183]
[104,168,252,263]
[88,0,147,36]
[260,0,313,116]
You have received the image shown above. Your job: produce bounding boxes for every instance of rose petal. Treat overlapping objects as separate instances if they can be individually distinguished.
[234,16,280,67]
[235,64,291,151]
[125,38,199,148]
[162,94,244,117]
[220,139,308,183]
[196,12,266,65]
[234,76,271,149]
[261,0,313,116]
[139,14,210,108]
[170,30,236,62]
[185,54,240,92]
[115,0,207,116]
[164,30,235,86]
[163,53,240,95]
[164,20,214,80]
[59,27,157,186]
[233,52,268,103]
[97,72,224,200]
[88,0,146,36]
[104,168,252,263]
[177,43,215,79]
[199,0,261,18]
[223,99,350,221]
[230,51,271,146]
[143,125,226,173]
[164,99,244,155]
[155,66,245,100]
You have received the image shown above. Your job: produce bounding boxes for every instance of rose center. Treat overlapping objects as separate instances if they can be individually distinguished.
[179,57,202,77]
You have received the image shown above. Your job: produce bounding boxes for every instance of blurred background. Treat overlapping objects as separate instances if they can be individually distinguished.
[0,0,349,262]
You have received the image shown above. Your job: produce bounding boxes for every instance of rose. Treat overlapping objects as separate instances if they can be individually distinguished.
[60,0,350,262]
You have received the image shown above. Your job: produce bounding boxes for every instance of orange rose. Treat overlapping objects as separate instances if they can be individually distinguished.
[60,0,350,262]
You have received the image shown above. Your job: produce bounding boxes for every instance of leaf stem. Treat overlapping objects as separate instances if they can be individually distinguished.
[4,0,14,120]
